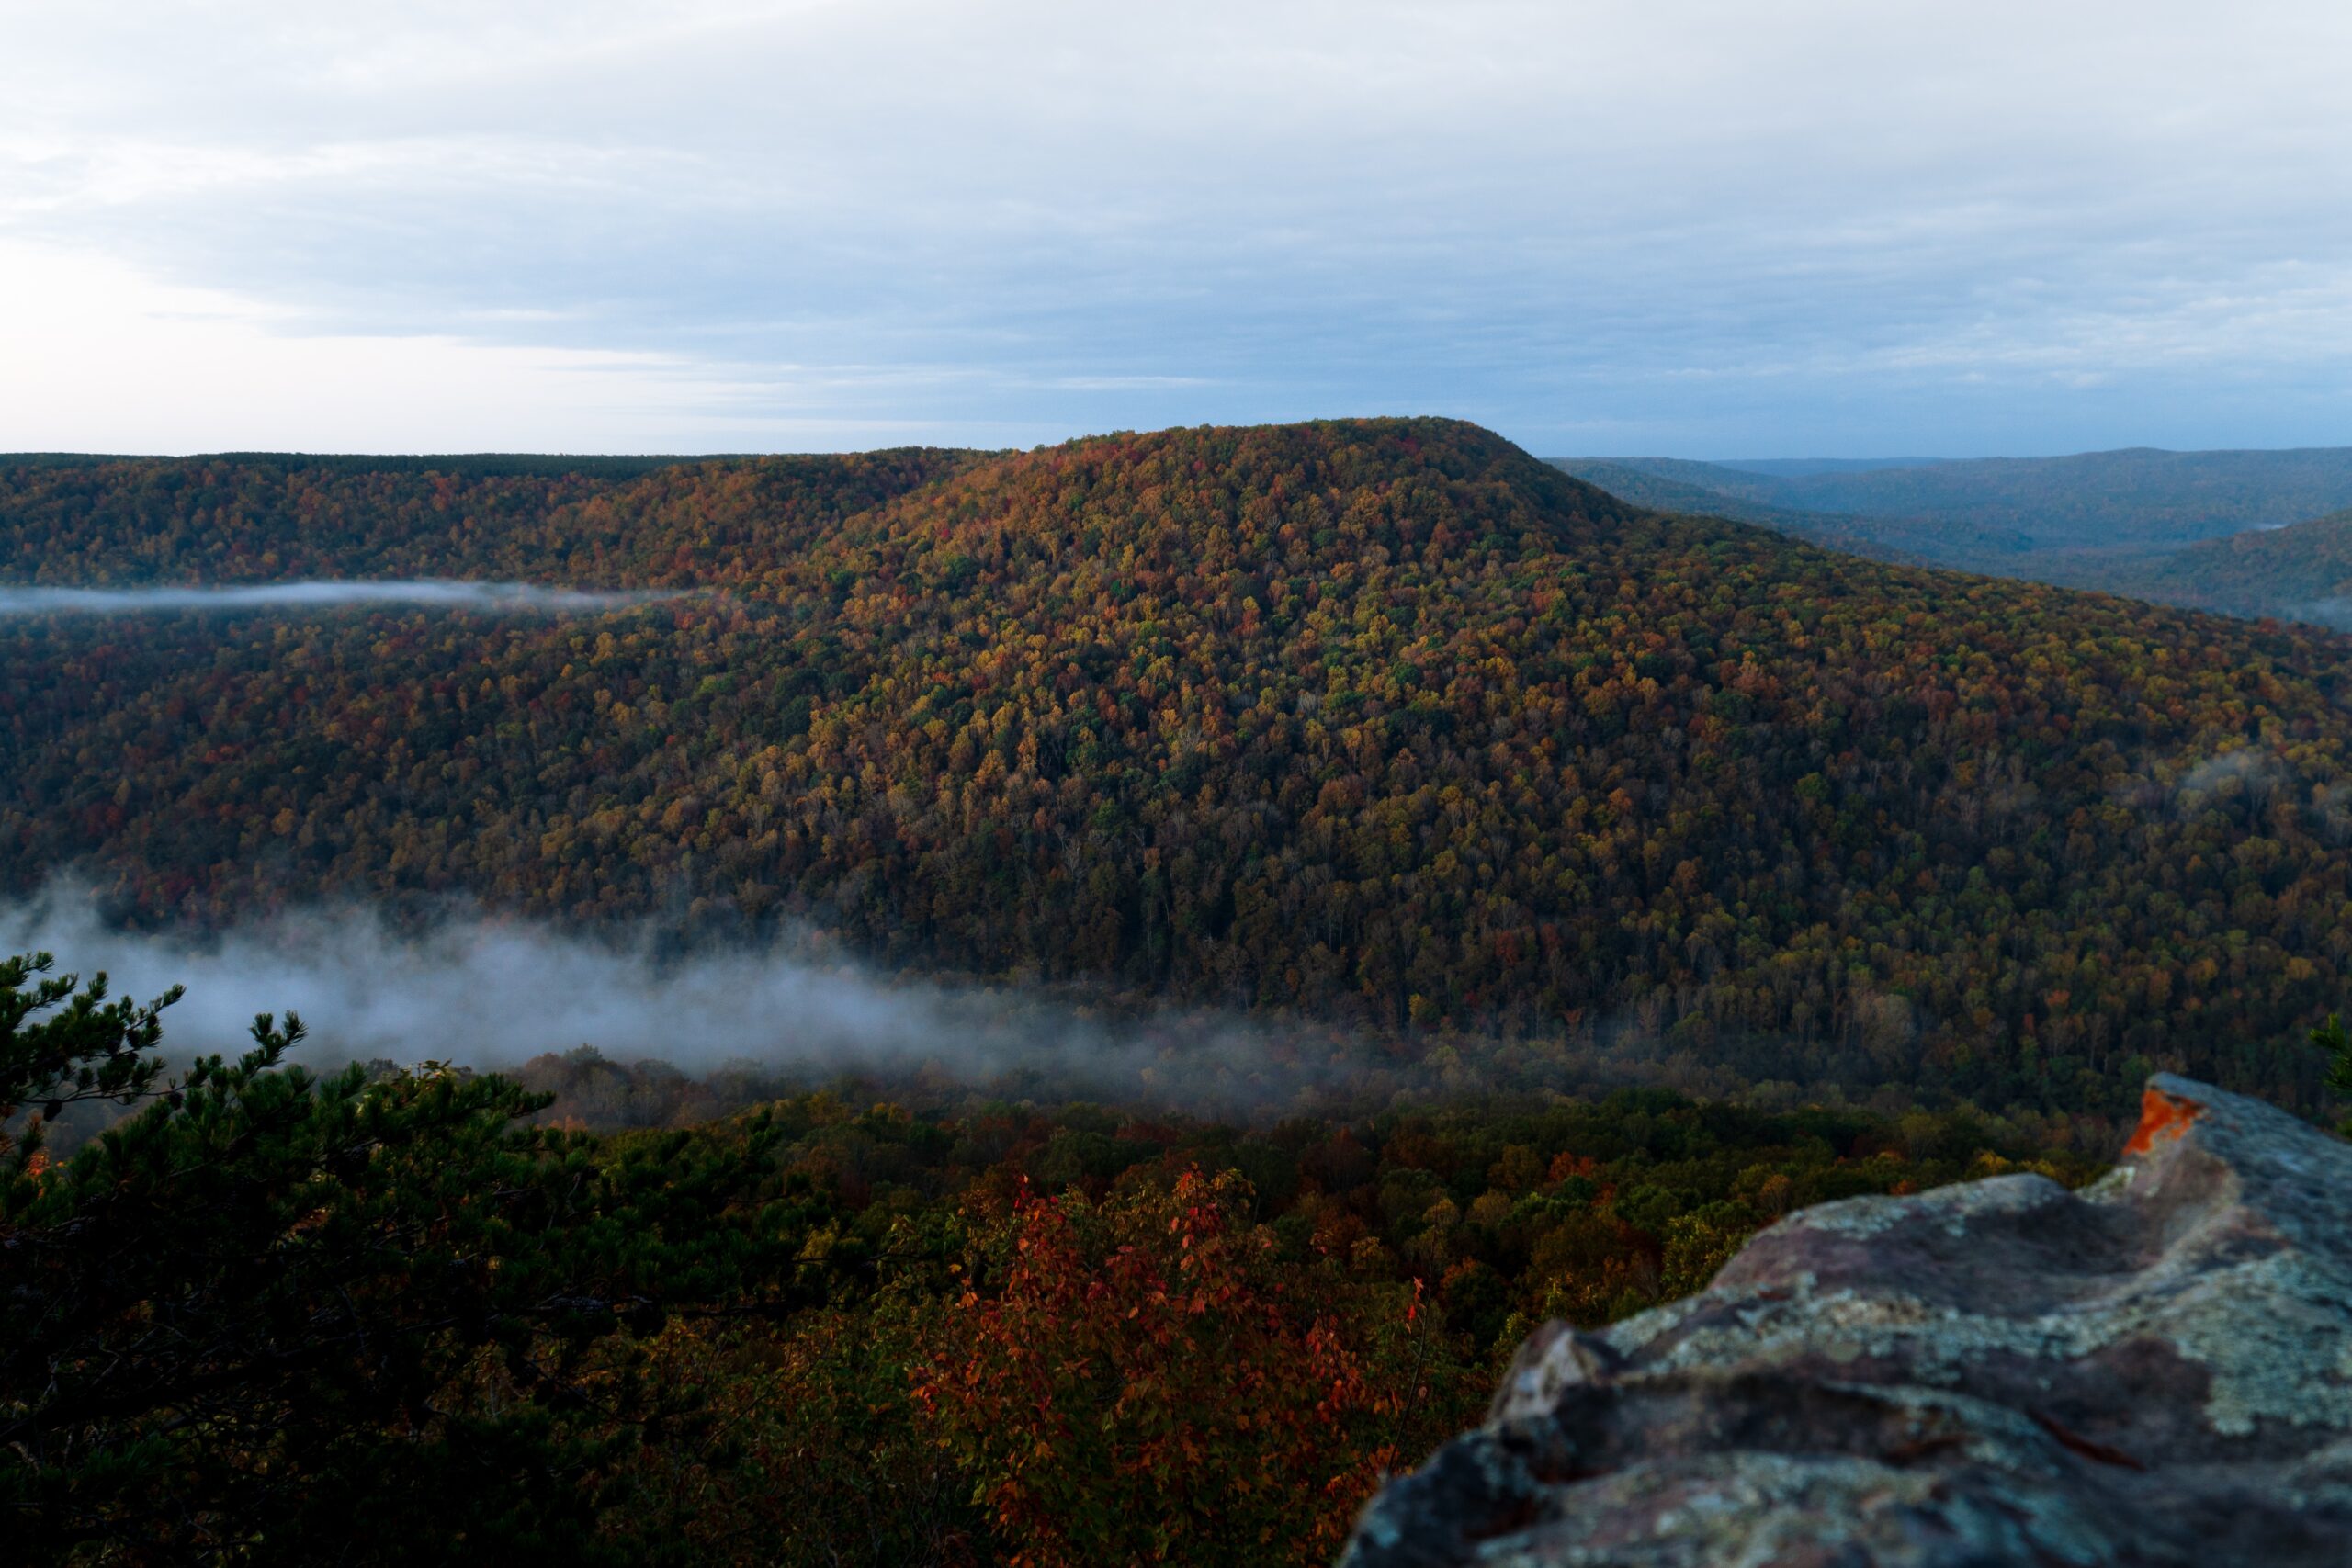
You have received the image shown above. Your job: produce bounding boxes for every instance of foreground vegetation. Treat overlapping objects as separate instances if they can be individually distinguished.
[1,955,2100,1565]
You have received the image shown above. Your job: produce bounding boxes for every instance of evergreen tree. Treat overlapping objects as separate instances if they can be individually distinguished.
[0,953,791,1565]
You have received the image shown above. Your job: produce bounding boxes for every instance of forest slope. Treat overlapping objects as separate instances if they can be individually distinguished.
[6,420,2352,1116]
[0,449,977,586]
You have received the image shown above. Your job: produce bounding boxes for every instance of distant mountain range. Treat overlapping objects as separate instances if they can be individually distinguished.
[1552,447,2352,626]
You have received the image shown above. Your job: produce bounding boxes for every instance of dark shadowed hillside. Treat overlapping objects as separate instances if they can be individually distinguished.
[0,449,980,586]
[8,420,2352,1116]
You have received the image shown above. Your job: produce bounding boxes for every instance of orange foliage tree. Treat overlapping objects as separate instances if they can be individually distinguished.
[912,1168,1466,1567]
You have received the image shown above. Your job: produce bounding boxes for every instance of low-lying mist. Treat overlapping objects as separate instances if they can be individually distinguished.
[0,581,684,615]
[2284,597,2352,632]
[0,886,1395,1121]
[1,889,1933,1133]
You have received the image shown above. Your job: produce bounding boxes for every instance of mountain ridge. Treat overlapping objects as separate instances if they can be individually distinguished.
[7,418,2352,1118]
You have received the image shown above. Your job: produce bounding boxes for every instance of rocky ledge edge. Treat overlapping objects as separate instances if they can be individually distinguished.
[1339,1074,2352,1567]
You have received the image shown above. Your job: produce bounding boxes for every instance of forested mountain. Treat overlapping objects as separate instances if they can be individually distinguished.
[9,420,2352,1118]
[1555,446,2352,584]
[2109,508,2352,629]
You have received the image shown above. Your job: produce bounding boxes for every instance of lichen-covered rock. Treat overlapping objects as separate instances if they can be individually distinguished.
[1339,1075,2352,1567]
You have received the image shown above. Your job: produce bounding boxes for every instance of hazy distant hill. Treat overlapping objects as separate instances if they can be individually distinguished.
[1762,446,2352,546]
[10,419,2352,1116]
[1555,459,2029,567]
[2111,507,2352,628]
[1555,446,2352,595]
[1713,457,1952,479]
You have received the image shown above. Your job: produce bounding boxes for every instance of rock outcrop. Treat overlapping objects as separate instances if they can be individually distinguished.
[1340,1075,2352,1566]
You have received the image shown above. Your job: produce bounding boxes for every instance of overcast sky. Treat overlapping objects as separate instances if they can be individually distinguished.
[5,1,2350,457]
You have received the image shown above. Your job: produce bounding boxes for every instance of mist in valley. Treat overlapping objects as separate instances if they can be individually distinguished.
[1,882,1838,1136]
[0,886,1386,1122]
[0,581,685,615]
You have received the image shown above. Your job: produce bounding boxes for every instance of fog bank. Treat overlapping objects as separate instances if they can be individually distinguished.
[2285,598,2352,632]
[0,887,1355,1114]
[0,581,684,615]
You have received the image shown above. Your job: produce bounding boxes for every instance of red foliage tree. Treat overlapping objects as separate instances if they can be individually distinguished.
[912,1168,1463,1567]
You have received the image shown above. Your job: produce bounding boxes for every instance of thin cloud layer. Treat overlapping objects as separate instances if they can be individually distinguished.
[0,886,1357,1106]
[0,581,686,615]
[6,2,2351,454]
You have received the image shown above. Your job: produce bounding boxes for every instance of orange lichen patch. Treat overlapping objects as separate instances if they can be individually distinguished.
[2122,1086,2207,1159]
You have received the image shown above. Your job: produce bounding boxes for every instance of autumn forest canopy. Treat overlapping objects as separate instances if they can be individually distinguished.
[9,419,2352,1562]
[6,420,2352,1120]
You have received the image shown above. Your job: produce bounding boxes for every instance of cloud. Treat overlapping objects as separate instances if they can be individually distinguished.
[2280,598,2352,630]
[0,240,972,454]
[2175,748,2279,799]
[7,3,2352,453]
[2111,746,2289,816]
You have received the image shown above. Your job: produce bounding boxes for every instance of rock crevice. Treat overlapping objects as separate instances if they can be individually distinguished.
[1341,1075,2352,1566]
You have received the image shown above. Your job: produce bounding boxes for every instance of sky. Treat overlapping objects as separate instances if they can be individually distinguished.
[5,1,2351,457]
